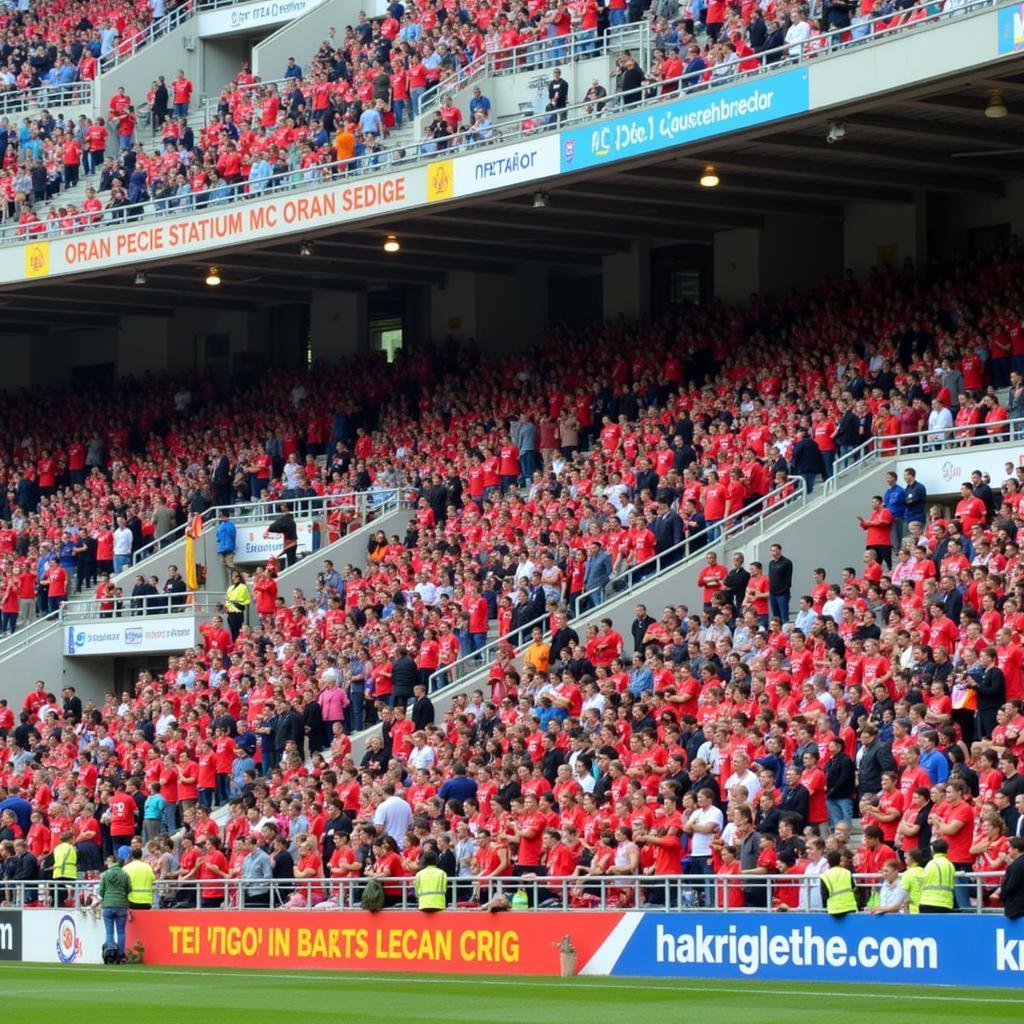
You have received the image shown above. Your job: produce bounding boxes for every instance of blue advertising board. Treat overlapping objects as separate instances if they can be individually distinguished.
[559,68,809,173]
[997,2,1024,52]
[583,912,1024,988]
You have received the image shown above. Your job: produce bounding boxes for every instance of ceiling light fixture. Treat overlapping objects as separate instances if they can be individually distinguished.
[383,234,400,253]
[134,271,146,286]
[699,164,720,188]
[533,190,549,209]
[299,241,313,257]
[985,89,1008,119]
[205,266,221,286]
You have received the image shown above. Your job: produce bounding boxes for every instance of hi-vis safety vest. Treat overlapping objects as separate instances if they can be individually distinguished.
[901,865,925,913]
[821,866,858,915]
[920,853,955,909]
[123,859,156,905]
[413,866,448,910]
[52,841,78,880]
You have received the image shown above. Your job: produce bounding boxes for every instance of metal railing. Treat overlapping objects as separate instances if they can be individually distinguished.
[1,871,1004,913]
[0,0,1001,247]
[98,3,196,77]
[823,413,1023,497]
[416,21,650,120]
[427,476,808,696]
[0,80,94,116]
[128,488,408,569]
[57,591,226,622]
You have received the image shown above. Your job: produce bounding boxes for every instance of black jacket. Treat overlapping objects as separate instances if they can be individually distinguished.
[1001,854,1024,920]
[857,739,896,797]
[550,626,579,664]
[652,511,683,553]
[724,567,750,611]
[790,437,824,476]
[778,783,809,829]
[768,555,793,597]
[631,615,656,653]
[391,655,418,698]
[273,709,304,752]
[825,752,856,800]
[411,695,435,730]
[977,665,1006,713]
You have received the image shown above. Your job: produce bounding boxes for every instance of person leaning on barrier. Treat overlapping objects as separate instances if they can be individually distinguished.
[819,848,857,917]
[123,846,155,910]
[414,847,448,912]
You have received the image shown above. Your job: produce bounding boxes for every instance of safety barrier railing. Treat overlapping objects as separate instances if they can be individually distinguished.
[1,872,1003,912]
[98,3,196,77]
[1,0,1002,247]
[128,487,410,569]
[0,80,94,116]
[57,591,227,622]
[416,21,651,120]
[824,413,1024,497]
[428,476,807,696]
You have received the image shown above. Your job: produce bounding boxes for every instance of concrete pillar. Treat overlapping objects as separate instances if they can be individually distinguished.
[428,265,550,354]
[602,241,651,320]
[310,290,368,362]
[713,228,761,304]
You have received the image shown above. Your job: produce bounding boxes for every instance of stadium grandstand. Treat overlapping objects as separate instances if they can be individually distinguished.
[0,0,1023,1013]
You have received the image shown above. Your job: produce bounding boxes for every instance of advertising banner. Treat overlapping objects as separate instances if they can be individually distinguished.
[233,521,315,563]
[559,68,809,173]
[426,136,560,203]
[65,616,198,656]
[22,910,107,965]
[126,910,622,974]
[583,912,1024,987]
[997,3,1024,52]
[0,911,21,961]
[896,445,1024,496]
[198,0,328,37]
[18,171,423,281]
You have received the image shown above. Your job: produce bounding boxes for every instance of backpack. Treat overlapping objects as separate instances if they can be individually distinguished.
[361,878,386,911]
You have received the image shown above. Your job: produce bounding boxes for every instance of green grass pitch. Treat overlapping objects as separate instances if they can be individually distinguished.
[3,965,1019,1023]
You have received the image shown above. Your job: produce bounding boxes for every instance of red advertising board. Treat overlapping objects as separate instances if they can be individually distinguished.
[127,911,622,974]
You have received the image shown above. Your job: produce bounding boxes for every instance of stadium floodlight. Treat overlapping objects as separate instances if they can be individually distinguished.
[383,234,400,253]
[205,266,221,286]
[134,272,146,286]
[533,190,549,209]
[699,164,719,188]
[986,90,1007,119]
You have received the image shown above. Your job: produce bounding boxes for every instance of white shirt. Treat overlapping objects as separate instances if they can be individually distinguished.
[687,805,723,857]
[414,580,439,607]
[801,855,828,910]
[878,877,908,911]
[723,768,761,803]
[822,596,845,622]
[113,526,134,556]
[408,745,435,770]
[373,795,414,847]
[785,19,810,56]
[927,406,953,438]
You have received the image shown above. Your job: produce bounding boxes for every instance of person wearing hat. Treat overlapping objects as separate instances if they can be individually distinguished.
[98,851,132,958]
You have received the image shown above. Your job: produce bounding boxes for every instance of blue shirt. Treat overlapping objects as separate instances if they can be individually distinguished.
[883,483,907,520]
[919,748,950,785]
[143,793,167,821]
[628,667,653,697]
[216,518,236,554]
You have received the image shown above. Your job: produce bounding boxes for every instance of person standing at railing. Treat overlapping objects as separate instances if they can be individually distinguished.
[98,852,132,958]
[171,69,192,120]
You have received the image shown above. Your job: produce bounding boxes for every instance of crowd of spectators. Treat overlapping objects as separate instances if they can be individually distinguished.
[0,0,980,238]
[1,251,1024,915]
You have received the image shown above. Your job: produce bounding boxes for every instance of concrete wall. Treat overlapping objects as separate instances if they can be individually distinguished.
[927,180,1024,261]
[603,243,651,320]
[712,228,760,305]
[429,265,549,353]
[98,25,200,129]
[200,35,252,97]
[310,290,368,360]
[843,199,924,276]
[252,0,373,82]
[759,213,843,296]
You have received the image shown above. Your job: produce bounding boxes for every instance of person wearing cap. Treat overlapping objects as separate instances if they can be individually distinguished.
[98,851,132,958]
